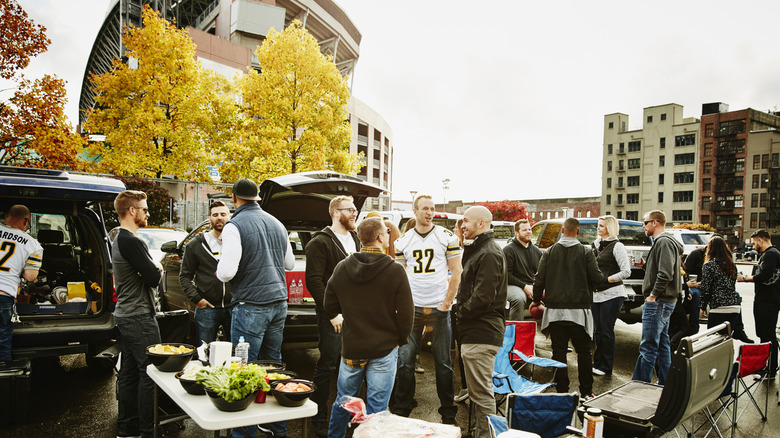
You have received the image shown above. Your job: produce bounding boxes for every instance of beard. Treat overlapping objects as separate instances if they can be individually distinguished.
[211,220,225,232]
[339,213,356,231]
[134,214,148,228]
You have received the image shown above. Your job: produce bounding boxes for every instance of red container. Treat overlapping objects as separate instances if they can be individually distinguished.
[255,390,267,403]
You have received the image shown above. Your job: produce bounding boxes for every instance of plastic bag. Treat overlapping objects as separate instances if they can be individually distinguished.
[336,395,372,423]
[353,411,460,438]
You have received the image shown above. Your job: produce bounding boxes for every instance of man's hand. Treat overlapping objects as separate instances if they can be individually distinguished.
[437,302,452,312]
[646,295,656,303]
[196,299,214,309]
[154,261,163,272]
[330,314,344,333]
[523,285,533,300]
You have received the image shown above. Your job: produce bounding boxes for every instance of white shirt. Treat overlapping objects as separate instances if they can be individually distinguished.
[216,222,295,282]
[204,231,223,261]
[395,225,462,307]
[334,230,357,255]
[0,224,42,297]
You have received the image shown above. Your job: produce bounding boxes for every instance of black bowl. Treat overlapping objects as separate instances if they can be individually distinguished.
[205,387,259,412]
[146,343,196,372]
[270,379,315,407]
[248,360,285,370]
[175,371,205,395]
[266,370,298,387]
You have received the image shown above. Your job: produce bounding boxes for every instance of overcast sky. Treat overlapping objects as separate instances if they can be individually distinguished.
[12,0,780,205]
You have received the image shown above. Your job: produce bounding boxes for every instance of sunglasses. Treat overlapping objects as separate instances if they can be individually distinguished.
[643,220,655,225]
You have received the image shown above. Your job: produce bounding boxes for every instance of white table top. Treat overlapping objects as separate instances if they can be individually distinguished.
[147,364,317,430]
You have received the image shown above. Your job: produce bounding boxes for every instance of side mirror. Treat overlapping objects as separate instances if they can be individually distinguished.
[161,240,180,254]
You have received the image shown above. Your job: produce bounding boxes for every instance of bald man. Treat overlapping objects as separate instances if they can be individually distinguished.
[456,206,507,438]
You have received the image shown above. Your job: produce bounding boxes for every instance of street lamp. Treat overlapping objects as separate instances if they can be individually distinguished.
[442,179,450,205]
[410,190,417,208]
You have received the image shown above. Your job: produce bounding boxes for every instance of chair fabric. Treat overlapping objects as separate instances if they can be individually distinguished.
[507,392,578,438]
[735,342,771,422]
[487,414,508,438]
[507,321,536,363]
[493,324,558,396]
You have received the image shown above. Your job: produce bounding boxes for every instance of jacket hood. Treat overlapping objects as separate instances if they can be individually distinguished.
[343,252,397,284]
[655,232,684,255]
[312,226,336,240]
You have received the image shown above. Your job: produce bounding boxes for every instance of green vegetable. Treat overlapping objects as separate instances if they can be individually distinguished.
[196,364,270,403]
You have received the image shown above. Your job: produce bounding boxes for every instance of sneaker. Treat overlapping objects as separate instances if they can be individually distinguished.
[754,371,778,381]
[415,361,425,373]
[442,416,457,425]
[583,393,596,401]
[592,368,606,376]
[454,388,469,403]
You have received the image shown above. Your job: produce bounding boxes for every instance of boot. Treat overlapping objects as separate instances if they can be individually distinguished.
[733,330,755,343]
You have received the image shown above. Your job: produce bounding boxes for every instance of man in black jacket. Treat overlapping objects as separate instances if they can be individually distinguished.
[457,206,507,438]
[503,219,542,321]
[179,201,233,344]
[305,195,361,436]
[533,217,603,398]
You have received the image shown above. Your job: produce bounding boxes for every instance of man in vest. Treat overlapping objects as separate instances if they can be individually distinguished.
[217,178,295,438]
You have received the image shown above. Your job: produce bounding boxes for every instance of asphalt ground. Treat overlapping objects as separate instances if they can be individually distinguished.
[5,262,779,437]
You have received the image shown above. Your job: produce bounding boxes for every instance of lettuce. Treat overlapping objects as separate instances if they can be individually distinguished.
[196,364,270,403]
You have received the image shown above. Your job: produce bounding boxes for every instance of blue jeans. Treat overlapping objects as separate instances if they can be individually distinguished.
[231,301,287,438]
[116,314,161,438]
[0,295,14,361]
[312,310,342,424]
[591,296,625,374]
[688,287,701,334]
[393,307,456,419]
[632,300,675,385]
[327,348,398,438]
[194,306,232,344]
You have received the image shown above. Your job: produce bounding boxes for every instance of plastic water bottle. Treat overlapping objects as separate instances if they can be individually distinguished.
[235,336,250,365]
[296,279,304,304]
[289,280,296,303]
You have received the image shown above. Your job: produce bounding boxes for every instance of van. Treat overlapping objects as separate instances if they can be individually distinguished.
[2,166,125,366]
[491,221,515,248]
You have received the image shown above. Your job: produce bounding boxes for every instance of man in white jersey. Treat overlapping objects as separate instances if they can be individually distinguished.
[392,195,462,425]
[0,205,42,360]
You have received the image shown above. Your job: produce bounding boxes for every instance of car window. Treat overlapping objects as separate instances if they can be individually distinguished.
[539,223,561,248]
[138,229,187,251]
[681,233,705,245]
[531,223,545,243]
[618,224,652,246]
[493,226,514,241]
[31,214,71,243]
[578,223,598,245]
[289,231,304,254]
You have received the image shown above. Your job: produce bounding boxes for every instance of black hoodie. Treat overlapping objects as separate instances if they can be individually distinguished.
[323,251,414,360]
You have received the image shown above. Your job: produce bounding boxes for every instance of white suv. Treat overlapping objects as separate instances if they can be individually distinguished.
[667,229,713,258]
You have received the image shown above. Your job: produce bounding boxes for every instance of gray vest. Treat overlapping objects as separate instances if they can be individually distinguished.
[228,203,288,305]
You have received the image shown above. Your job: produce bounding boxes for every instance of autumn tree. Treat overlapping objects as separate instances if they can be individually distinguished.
[0,0,86,169]
[221,20,360,183]
[475,200,529,222]
[84,5,237,181]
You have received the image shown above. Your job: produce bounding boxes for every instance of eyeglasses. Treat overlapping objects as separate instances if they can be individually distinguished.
[643,220,655,225]
[336,208,358,214]
[131,206,149,213]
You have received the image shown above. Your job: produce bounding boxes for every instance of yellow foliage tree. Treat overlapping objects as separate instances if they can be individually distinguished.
[0,0,85,170]
[84,5,237,181]
[221,20,360,183]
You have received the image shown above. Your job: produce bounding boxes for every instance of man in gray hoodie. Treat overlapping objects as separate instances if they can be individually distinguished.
[632,210,683,385]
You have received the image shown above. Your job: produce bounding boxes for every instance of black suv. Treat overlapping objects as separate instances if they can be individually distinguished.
[159,171,384,348]
[1,166,124,365]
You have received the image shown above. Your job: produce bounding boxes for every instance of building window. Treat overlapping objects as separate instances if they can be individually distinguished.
[753,174,760,189]
[702,178,711,191]
[702,214,710,225]
[622,121,626,132]
[618,177,624,187]
[751,212,758,229]
[627,194,639,204]
[752,193,759,208]
[609,121,614,129]
[626,211,638,220]
[760,212,768,228]
[618,160,624,171]
[674,153,695,165]
[617,194,623,205]
[628,158,641,169]
[719,119,746,136]
[627,176,640,187]
[659,174,665,185]
[673,210,693,221]
[674,172,695,184]
[606,194,611,205]
[628,141,641,152]
[753,154,761,170]
[661,113,667,121]
[607,177,612,189]
[705,123,714,137]
[607,161,613,172]
[607,144,613,154]
[675,134,696,147]
[702,196,711,210]
[703,161,712,174]
[704,143,713,157]
[619,143,625,153]
[658,192,664,202]
[761,192,768,207]
[762,173,769,188]
[773,153,780,168]
[763,154,770,169]
[660,156,665,167]
[673,191,694,202]
[647,115,653,123]
[660,137,666,148]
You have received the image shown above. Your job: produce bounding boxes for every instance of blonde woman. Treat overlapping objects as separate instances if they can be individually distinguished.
[591,215,631,376]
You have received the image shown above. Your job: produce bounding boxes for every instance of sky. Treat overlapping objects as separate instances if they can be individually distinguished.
[10,0,780,205]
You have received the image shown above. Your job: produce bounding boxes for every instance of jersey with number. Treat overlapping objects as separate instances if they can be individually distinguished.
[395,225,462,307]
[0,224,43,297]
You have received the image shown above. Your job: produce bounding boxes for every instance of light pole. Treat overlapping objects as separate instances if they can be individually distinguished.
[442,178,450,206]
[410,190,417,208]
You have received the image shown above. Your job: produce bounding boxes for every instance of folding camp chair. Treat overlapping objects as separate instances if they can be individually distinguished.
[494,392,578,438]
[734,342,772,422]
[504,321,566,384]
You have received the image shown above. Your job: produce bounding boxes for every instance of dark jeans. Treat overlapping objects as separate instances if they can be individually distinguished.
[591,296,625,374]
[687,287,701,334]
[753,300,780,373]
[116,314,161,438]
[394,307,457,419]
[194,305,232,344]
[707,311,745,332]
[312,310,342,425]
[548,321,593,396]
[0,294,13,361]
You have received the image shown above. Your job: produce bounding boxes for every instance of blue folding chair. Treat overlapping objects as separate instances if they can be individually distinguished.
[487,393,579,438]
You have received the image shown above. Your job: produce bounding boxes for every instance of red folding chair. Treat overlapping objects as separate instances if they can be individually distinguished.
[505,320,565,383]
[734,342,772,422]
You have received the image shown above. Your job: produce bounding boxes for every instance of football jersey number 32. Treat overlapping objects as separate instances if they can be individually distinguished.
[411,248,435,274]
